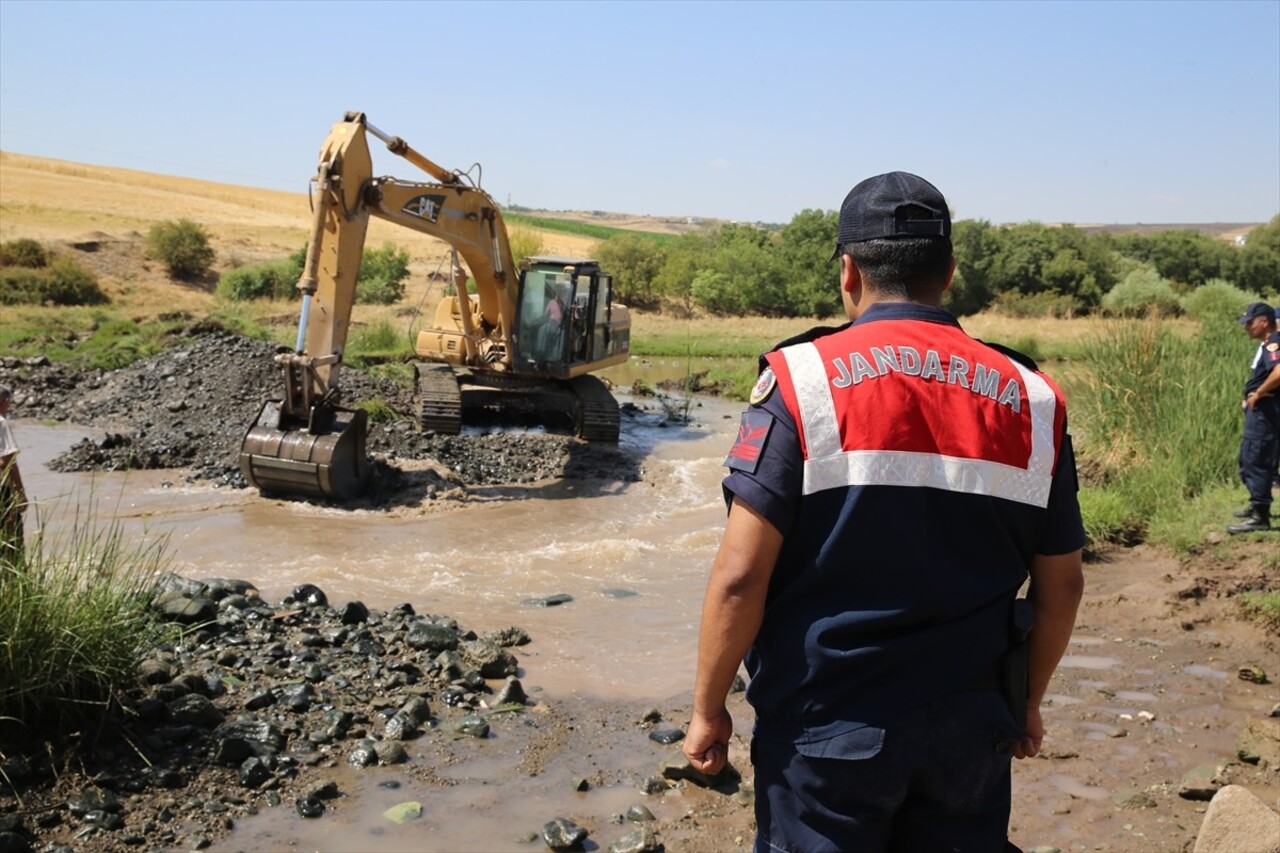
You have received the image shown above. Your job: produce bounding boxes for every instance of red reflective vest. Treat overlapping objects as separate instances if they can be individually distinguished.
[763,316,1067,508]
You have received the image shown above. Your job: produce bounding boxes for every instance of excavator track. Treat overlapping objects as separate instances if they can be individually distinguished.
[416,363,463,434]
[570,374,620,443]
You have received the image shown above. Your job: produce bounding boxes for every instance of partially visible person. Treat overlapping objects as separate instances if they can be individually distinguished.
[684,172,1086,851]
[1228,302,1280,534]
[0,385,27,559]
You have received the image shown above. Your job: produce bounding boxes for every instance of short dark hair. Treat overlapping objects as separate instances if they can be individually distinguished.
[842,237,953,298]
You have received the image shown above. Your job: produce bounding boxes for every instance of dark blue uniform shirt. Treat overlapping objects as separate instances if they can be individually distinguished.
[724,304,1086,731]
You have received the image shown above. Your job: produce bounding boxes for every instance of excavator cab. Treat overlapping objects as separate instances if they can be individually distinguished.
[513,257,624,374]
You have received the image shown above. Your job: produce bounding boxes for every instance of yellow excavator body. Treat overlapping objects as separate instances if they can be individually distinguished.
[239,112,631,500]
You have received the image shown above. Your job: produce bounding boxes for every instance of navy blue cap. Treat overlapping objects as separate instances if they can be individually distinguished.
[831,171,951,260]
[1238,302,1276,324]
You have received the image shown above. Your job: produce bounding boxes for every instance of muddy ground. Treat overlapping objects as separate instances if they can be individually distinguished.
[1,334,1279,852]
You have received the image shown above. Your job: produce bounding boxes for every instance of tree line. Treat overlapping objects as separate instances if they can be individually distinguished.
[593,213,1280,318]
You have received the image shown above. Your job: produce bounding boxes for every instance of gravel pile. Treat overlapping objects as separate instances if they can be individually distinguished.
[0,327,642,495]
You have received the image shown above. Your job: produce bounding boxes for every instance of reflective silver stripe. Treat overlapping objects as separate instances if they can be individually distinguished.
[780,343,842,459]
[789,342,1059,508]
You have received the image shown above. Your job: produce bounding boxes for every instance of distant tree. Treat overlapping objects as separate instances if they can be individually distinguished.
[146,219,215,280]
[778,209,840,317]
[652,232,711,314]
[1112,230,1231,287]
[948,220,1003,315]
[595,233,666,307]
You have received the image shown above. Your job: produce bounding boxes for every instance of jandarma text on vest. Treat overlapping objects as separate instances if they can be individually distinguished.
[828,345,1024,411]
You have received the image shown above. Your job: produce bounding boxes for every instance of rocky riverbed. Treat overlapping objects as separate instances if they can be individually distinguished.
[0,572,736,853]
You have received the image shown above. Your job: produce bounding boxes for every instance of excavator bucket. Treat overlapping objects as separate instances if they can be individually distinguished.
[238,400,369,500]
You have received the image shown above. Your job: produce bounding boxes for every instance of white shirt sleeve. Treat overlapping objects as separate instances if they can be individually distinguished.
[0,418,18,459]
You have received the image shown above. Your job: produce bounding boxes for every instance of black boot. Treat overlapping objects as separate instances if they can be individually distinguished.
[1233,506,1257,518]
[1228,508,1272,534]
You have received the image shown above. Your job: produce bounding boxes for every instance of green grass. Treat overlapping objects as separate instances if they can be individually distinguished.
[1238,591,1280,635]
[1072,316,1247,553]
[504,213,676,245]
[1,497,176,741]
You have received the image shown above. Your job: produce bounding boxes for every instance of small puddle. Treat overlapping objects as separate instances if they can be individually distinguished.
[1045,773,1110,801]
[1114,690,1158,703]
[1058,655,1121,670]
[1183,665,1229,680]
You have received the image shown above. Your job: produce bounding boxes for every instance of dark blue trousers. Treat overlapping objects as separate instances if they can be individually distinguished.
[1239,403,1280,512]
[752,691,1018,853]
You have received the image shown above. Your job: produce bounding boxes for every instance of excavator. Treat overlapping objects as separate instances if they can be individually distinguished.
[238,112,631,500]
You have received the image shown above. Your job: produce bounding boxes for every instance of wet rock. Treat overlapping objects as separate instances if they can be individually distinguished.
[287,584,328,607]
[295,796,325,818]
[542,817,588,850]
[382,801,422,824]
[660,754,741,788]
[237,757,272,789]
[66,788,122,817]
[308,780,340,800]
[348,740,379,767]
[244,688,276,711]
[636,776,667,795]
[1179,764,1224,801]
[454,715,490,738]
[168,694,225,727]
[485,626,531,647]
[383,712,419,741]
[211,720,286,765]
[494,676,528,707]
[460,638,517,679]
[600,588,639,599]
[138,658,178,685]
[625,804,655,823]
[339,600,369,624]
[1192,784,1280,853]
[406,622,459,652]
[648,728,684,745]
[374,741,409,765]
[608,826,660,853]
[1236,717,1280,768]
[400,696,432,725]
[152,590,218,625]
[522,593,574,607]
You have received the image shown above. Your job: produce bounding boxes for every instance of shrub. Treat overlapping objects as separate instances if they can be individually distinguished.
[355,243,410,305]
[1180,278,1258,325]
[146,219,215,279]
[217,243,409,304]
[0,258,109,306]
[0,238,49,268]
[217,257,301,301]
[1101,267,1181,317]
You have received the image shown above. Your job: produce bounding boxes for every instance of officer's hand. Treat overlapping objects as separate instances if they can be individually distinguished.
[1013,703,1044,760]
[684,708,733,776]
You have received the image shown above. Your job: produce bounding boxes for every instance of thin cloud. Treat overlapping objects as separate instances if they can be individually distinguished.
[710,158,730,169]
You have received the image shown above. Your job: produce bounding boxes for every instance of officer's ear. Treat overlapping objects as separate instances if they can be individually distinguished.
[840,254,861,294]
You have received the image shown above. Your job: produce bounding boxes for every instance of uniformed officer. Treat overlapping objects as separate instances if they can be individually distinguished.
[684,172,1086,852]
[1227,301,1280,534]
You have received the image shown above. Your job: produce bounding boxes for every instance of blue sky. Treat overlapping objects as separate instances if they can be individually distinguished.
[1,0,1277,226]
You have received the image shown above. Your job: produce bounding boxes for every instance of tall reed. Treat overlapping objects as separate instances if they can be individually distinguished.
[1074,315,1247,540]
[0,496,174,741]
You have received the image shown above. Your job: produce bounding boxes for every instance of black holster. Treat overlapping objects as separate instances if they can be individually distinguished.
[1002,599,1033,732]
